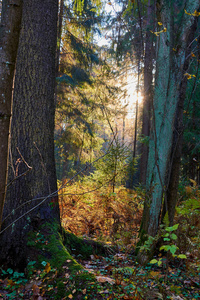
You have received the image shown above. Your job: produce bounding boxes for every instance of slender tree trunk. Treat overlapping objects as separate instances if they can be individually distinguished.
[55,0,64,104]
[56,0,64,77]
[139,0,154,185]
[0,0,60,268]
[0,0,22,229]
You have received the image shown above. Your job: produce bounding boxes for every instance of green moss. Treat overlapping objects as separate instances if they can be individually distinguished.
[27,222,105,299]
[27,222,82,273]
[56,282,66,299]
[62,227,108,259]
[62,229,93,259]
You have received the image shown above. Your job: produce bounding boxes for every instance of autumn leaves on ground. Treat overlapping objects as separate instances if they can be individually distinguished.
[0,181,200,300]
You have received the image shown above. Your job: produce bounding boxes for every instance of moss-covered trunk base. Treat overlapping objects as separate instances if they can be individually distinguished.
[1,222,111,299]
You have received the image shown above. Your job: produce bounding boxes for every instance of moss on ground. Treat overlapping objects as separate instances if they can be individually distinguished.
[26,221,106,299]
[61,227,109,259]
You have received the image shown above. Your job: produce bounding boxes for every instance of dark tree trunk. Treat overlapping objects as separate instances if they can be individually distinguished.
[0,0,60,269]
[0,0,22,229]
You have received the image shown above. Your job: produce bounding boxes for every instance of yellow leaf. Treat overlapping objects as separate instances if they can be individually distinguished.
[108,1,112,5]
[150,30,159,36]
[150,28,167,36]
[68,294,73,299]
[158,22,162,26]
[45,262,51,273]
[184,9,191,15]
[190,178,197,187]
[192,10,200,17]
[191,52,196,57]
[7,279,15,287]
[184,73,192,79]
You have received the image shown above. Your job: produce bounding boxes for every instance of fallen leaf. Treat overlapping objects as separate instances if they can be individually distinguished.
[115,278,121,285]
[32,284,43,300]
[150,271,162,278]
[82,288,86,294]
[68,294,73,299]
[96,276,115,285]
[7,279,15,287]
[44,262,51,273]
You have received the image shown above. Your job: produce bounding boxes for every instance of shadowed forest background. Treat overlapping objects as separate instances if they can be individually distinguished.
[0,0,200,299]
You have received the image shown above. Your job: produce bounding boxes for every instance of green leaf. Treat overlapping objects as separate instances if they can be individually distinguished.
[158,260,162,266]
[165,224,179,232]
[150,259,158,264]
[169,245,178,255]
[160,245,170,251]
[163,233,169,237]
[90,8,97,12]
[164,238,170,241]
[177,254,187,259]
[171,233,177,240]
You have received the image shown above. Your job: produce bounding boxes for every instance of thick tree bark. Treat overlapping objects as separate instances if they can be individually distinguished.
[138,0,199,259]
[0,0,60,268]
[0,0,22,229]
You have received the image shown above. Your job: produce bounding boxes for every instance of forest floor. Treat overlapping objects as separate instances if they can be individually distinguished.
[0,185,200,299]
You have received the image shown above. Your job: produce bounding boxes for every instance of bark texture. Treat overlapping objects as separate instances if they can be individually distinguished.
[138,0,200,249]
[0,0,60,268]
[0,0,22,229]
[163,18,198,226]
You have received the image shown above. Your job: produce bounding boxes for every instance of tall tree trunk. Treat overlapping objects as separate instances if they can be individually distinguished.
[0,0,22,229]
[0,0,60,268]
[139,0,154,185]
[163,18,198,226]
[138,0,199,262]
[55,0,64,104]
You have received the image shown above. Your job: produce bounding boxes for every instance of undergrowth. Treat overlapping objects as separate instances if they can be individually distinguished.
[59,182,143,250]
[0,181,200,299]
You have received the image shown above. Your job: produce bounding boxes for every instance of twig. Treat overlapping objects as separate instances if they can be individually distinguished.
[6,147,32,188]
[0,136,116,235]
